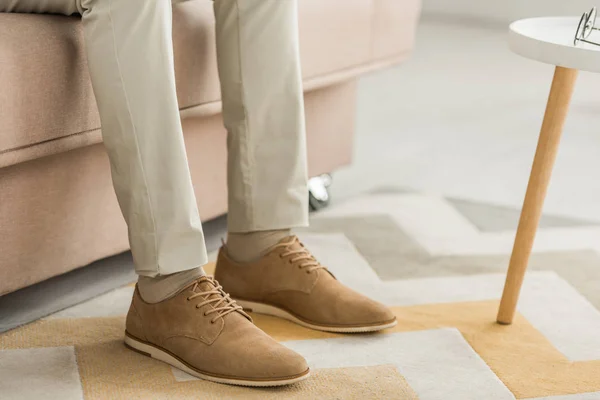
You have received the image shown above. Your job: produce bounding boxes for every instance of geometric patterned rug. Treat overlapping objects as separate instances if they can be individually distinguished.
[2,190,600,399]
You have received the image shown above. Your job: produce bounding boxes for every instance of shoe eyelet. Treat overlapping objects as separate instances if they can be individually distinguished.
[195,305,200,309]
[306,271,311,274]
[210,320,216,324]
[186,297,191,301]
[203,312,208,316]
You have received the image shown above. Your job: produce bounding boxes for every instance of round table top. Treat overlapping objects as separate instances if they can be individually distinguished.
[509,17,600,73]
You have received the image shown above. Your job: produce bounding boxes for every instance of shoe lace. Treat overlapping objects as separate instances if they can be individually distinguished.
[187,278,251,323]
[274,237,327,273]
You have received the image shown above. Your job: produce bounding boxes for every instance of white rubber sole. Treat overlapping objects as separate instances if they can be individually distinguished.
[124,333,310,387]
[235,299,398,333]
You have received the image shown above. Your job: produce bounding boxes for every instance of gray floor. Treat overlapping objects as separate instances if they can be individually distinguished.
[334,16,600,223]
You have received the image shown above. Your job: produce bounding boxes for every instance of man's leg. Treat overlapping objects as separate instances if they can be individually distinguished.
[4,0,208,302]
[212,0,397,333]
[4,1,207,286]
[213,0,309,263]
[81,0,207,280]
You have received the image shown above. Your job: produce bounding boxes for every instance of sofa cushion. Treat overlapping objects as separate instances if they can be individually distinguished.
[0,0,420,168]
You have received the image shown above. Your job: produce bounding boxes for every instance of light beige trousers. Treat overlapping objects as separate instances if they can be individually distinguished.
[1,0,309,276]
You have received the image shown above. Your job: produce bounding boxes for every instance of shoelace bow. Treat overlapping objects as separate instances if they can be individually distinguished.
[187,279,250,323]
[275,237,327,273]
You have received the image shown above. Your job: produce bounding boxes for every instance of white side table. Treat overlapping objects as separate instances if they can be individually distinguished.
[498,17,600,324]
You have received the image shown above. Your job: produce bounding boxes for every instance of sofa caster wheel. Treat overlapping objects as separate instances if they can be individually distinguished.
[309,174,332,211]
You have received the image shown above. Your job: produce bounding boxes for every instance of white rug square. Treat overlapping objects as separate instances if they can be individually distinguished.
[0,346,84,400]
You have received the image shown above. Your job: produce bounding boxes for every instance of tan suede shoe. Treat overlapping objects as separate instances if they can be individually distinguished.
[215,236,397,333]
[124,276,310,386]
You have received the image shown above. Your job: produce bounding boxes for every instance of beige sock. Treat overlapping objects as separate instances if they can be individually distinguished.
[226,229,291,263]
[137,267,205,304]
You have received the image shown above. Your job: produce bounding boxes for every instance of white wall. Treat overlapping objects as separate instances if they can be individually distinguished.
[422,0,596,23]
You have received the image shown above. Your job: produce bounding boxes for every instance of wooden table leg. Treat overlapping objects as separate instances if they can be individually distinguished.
[497,66,578,325]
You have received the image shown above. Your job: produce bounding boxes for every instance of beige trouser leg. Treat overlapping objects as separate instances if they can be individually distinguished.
[1,0,308,274]
[1,0,207,277]
[214,0,309,232]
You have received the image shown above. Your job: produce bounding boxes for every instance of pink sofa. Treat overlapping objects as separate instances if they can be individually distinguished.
[0,0,421,296]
